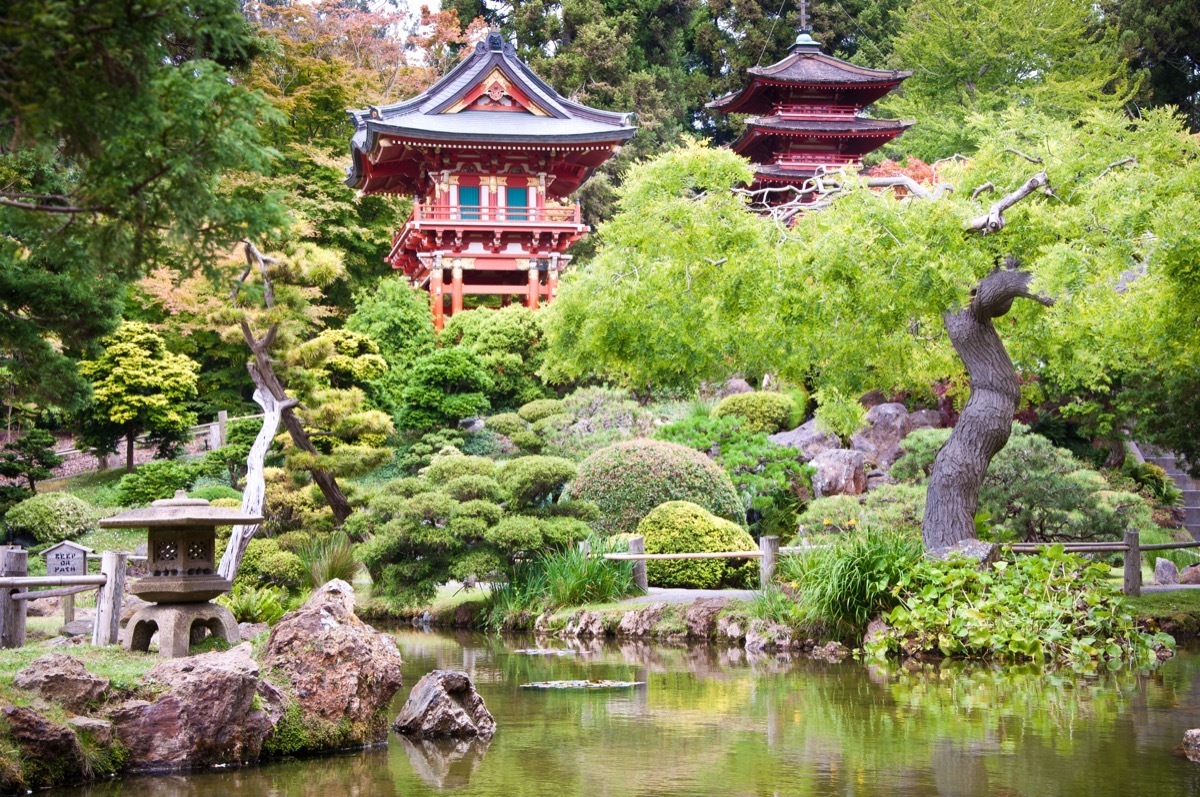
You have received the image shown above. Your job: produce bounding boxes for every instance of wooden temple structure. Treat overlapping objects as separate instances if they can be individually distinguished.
[707,3,912,203]
[347,31,636,328]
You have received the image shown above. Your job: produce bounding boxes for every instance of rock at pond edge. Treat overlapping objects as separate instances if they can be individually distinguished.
[393,670,495,740]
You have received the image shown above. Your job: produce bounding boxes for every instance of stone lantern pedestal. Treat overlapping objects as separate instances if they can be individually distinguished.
[99,491,263,658]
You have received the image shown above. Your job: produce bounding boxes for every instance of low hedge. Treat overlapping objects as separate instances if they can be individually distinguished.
[712,392,799,435]
[638,501,758,589]
[4,493,97,544]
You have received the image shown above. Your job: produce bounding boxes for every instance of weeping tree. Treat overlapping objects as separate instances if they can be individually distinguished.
[544,112,1200,549]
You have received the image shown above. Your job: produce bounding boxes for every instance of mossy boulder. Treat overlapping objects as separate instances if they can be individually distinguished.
[571,439,745,537]
[638,501,758,589]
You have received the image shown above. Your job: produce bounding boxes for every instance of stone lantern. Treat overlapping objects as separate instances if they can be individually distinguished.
[99,491,262,658]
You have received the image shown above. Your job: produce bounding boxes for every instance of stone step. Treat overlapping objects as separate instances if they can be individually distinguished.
[1183,490,1200,508]
[1187,506,1200,527]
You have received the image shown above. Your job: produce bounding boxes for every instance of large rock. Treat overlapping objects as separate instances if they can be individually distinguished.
[120,595,151,627]
[717,378,754,398]
[929,539,1000,568]
[60,619,94,637]
[1182,729,1200,763]
[810,449,867,498]
[1182,565,1200,586]
[1156,558,1180,586]
[26,595,60,617]
[1,706,85,789]
[906,409,943,434]
[850,402,909,469]
[617,603,664,638]
[768,419,842,462]
[13,653,109,712]
[261,580,405,751]
[393,670,496,740]
[560,610,604,639]
[685,598,728,639]
[108,643,272,771]
[744,620,795,652]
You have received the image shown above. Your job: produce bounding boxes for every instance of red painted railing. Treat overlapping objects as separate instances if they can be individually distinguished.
[773,152,860,170]
[773,103,860,119]
[411,203,582,224]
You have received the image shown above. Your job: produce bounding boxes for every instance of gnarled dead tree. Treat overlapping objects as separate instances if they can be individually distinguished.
[219,241,353,578]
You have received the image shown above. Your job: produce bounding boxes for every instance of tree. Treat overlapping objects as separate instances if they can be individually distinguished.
[545,111,1200,549]
[346,279,438,413]
[0,428,63,493]
[398,349,493,431]
[0,0,286,406]
[78,323,201,473]
[879,0,1141,160]
[1108,0,1200,130]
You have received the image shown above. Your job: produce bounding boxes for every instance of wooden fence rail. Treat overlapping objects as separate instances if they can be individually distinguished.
[601,529,1193,598]
[0,546,125,649]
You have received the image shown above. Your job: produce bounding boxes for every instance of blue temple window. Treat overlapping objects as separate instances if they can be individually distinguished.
[506,186,528,221]
[458,185,480,220]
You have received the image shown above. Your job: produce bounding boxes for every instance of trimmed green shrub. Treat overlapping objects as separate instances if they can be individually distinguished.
[638,501,757,589]
[518,399,566,423]
[275,530,315,553]
[189,485,242,502]
[499,456,576,509]
[777,526,923,636]
[380,477,431,498]
[210,497,242,509]
[397,348,492,431]
[539,387,656,461]
[395,429,465,474]
[443,475,504,503]
[424,455,496,483]
[237,538,306,589]
[509,429,543,453]
[486,412,526,437]
[530,413,570,437]
[571,439,746,536]
[889,427,951,482]
[443,305,550,409]
[485,516,545,550]
[1123,461,1184,506]
[712,392,798,435]
[4,493,96,544]
[116,460,201,506]
[796,484,927,537]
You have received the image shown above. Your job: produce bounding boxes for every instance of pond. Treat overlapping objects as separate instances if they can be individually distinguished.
[51,630,1200,796]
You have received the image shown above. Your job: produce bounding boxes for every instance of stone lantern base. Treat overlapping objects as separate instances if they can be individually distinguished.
[122,602,240,658]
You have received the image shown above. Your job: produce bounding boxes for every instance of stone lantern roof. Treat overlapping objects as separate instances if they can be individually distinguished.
[99,491,262,529]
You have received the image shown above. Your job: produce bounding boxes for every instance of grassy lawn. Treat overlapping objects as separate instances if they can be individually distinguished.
[1127,589,1200,617]
[38,468,126,508]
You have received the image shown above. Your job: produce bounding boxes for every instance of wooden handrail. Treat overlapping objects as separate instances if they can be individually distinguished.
[410,203,582,224]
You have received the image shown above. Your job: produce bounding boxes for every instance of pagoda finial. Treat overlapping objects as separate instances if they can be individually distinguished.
[791,0,822,51]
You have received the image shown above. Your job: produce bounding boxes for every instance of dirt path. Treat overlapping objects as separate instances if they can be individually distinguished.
[619,587,757,605]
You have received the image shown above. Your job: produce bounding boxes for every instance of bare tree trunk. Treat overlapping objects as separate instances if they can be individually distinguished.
[125,432,135,473]
[922,264,1054,550]
[217,384,294,580]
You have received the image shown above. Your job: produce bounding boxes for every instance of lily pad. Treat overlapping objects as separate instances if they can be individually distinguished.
[520,680,645,689]
[513,649,576,657]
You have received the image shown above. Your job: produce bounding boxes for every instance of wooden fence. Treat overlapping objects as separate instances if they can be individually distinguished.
[0,546,126,649]
[597,529,1194,597]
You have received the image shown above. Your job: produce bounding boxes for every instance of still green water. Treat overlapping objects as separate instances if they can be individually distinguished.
[51,630,1200,796]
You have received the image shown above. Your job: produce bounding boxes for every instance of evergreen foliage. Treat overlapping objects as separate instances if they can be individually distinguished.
[638,501,758,589]
[0,428,63,494]
[398,349,493,431]
[4,493,96,544]
[712,391,800,434]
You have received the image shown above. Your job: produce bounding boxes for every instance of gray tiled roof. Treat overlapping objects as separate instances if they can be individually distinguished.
[348,33,635,188]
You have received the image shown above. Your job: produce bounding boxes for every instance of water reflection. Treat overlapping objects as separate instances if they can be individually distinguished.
[46,631,1200,797]
[399,735,492,788]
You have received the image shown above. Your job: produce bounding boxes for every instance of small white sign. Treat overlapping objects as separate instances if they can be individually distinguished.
[41,541,92,577]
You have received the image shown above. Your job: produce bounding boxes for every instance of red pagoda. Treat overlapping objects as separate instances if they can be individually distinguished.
[347,31,636,328]
[708,5,912,202]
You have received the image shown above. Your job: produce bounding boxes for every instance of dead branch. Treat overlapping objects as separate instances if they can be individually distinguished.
[1003,147,1043,164]
[1097,156,1136,180]
[965,171,1049,234]
[865,176,954,200]
[971,182,995,200]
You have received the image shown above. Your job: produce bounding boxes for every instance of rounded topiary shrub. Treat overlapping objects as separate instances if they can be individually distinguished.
[638,501,758,589]
[424,455,496,483]
[116,459,200,506]
[485,412,526,437]
[499,455,576,509]
[444,474,504,503]
[518,398,565,423]
[190,485,243,502]
[712,392,798,435]
[571,439,746,537]
[237,538,305,588]
[5,493,97,544]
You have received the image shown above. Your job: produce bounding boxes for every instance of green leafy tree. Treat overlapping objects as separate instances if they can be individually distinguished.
[0,428,63,493]
[79,323,200,473]
[398,349,493,431]
[345,280,438,412]
[547,111,1200,550]
[880,0,1141,159]
[443,306,552,409]
[0,0,286,406]
[1108,0,1200,130]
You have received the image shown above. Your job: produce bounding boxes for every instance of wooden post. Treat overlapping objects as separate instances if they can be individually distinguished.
[63,594,74,625]
[577,540,591,556]
[217,410,228,447]
[451,267,464,316]
[431,269,445,330]
[628,536,648,592]
[527,268,539,310]
[92,551,127,646]
[759,536,779,587]
[1123,528,1141,597]
[0,547,27,649]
